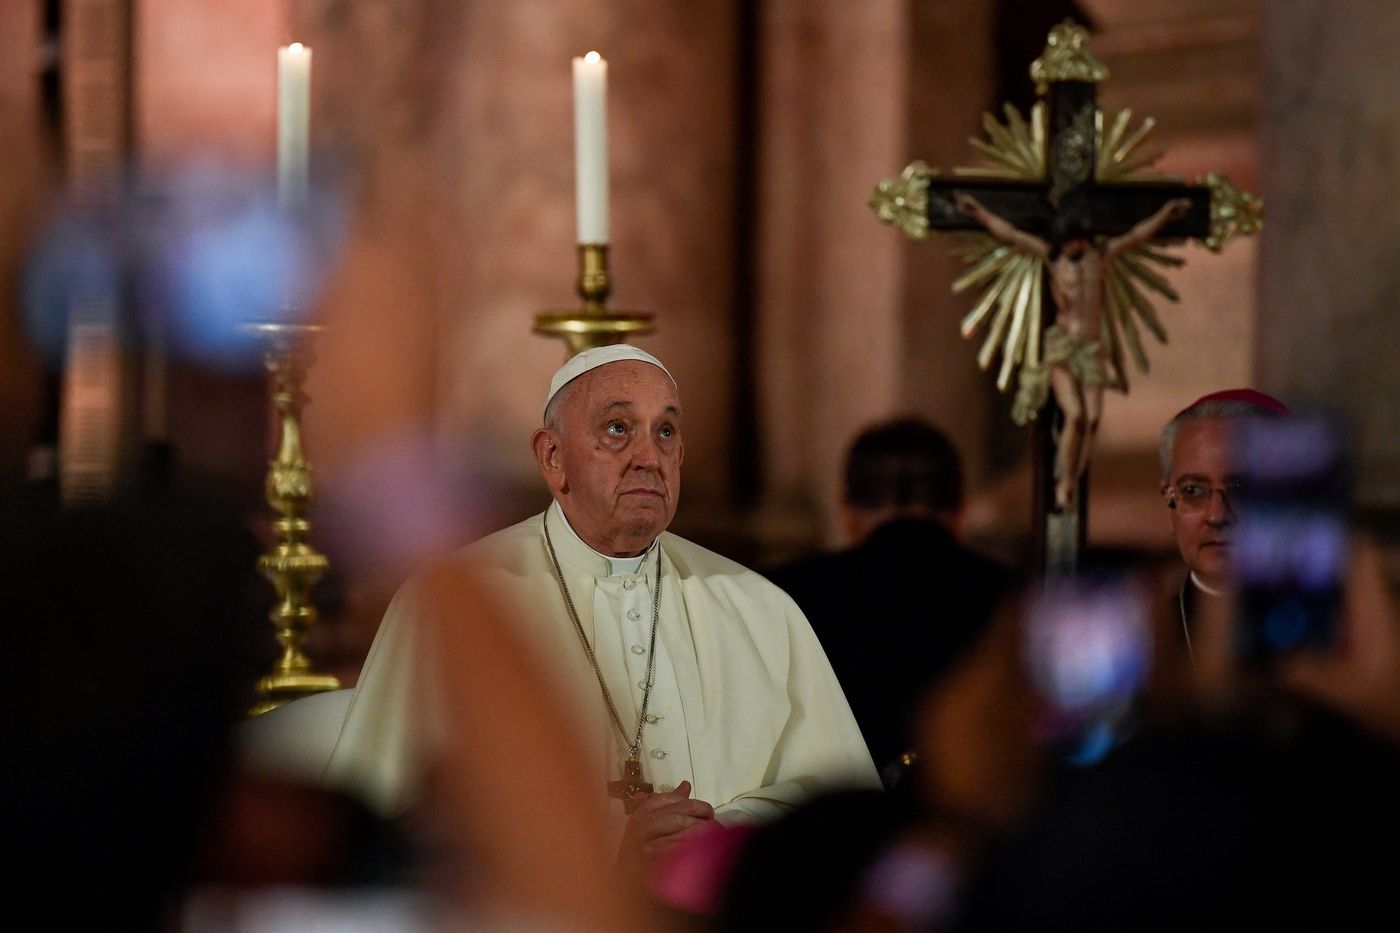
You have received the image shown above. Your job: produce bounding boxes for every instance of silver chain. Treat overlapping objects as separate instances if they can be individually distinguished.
[1179,583,1198,672]
[543,513,663,761]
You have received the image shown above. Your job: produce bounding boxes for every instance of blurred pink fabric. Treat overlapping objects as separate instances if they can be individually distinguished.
[648,821,757,915]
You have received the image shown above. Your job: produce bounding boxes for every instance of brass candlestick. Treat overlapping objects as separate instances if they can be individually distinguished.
[245,322,340,716]
[534,243,654,356]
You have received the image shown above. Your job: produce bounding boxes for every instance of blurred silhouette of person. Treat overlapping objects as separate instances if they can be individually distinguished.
[0,483,269,929]
[951,535,1400,931]
[325,559,648,930]
[0,474,647,930]
[955,700,1400,932]
[1280,538,1400,743]
[765,417,1014,781]
[712,596,1044,932]
[717,788,914,932]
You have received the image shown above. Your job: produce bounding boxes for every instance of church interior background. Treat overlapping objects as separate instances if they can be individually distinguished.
[3,0,1398,689]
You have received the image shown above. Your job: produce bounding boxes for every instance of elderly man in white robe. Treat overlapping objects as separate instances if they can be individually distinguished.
[327,345,879,871]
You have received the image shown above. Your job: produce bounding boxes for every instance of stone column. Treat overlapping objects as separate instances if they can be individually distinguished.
[59,0,134,502]
[755,0,998,550]
[133,0,285,495]
[899,0,1000,492]
[1260,1,1400,512]
[0,0,51,480]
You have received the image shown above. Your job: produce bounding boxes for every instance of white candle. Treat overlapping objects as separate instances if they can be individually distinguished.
[572,50,609,243]
[277,42,312,206]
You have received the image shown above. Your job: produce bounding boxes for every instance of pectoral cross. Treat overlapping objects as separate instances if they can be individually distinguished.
[607,757,653,814]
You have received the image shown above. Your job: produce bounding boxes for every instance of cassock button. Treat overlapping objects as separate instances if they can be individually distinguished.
[627,609,642,621]
[637,679,649,689]
[631,644,646,655]
[645,714,663,724]
[657,783,674,793]
[623,579,636,591]
[651,749,667,760]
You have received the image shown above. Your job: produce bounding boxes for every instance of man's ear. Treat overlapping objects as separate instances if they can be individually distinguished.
[840,502,868,547]
[1161,483,1177,528]
[945,502,968,541]
[532,428,568,494]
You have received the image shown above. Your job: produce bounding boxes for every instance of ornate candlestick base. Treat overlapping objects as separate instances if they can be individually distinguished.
[244,322,341,716]
[534,243,654,356]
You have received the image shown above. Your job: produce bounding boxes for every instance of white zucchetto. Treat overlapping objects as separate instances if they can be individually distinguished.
[541,345,675,420]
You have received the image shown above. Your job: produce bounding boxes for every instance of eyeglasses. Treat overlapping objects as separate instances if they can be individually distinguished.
[1166,480,1249,514]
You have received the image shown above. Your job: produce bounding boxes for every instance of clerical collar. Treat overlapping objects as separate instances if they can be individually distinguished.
[1189,572,1226,597]
[548,501,657,577]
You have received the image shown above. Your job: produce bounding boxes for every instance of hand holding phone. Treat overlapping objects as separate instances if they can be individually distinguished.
[1280,538,1400,739]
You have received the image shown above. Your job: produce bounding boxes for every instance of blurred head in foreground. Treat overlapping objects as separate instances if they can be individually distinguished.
[0,486,267,927]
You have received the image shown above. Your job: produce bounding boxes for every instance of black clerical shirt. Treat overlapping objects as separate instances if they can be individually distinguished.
[764,518,1013,775]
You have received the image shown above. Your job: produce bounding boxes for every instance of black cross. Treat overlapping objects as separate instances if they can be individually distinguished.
[919,64,1213,572]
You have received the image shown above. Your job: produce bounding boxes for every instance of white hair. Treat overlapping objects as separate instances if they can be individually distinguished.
[1159,399,1284,482]
[542,378,580,434]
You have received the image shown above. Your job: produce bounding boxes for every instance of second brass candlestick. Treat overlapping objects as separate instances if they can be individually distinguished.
[244,322,341,716]
[534,243,654,357]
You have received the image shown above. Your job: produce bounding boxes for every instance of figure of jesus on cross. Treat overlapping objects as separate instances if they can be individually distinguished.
[870,19,1262,570]
[956,192,1192,512]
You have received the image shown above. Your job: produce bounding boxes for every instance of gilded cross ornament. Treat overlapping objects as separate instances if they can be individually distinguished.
[869,161,933,241]
[1029,20,1110,93]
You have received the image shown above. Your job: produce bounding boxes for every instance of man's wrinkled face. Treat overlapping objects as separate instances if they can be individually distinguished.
[536,361,683,557]
[1166,417,1239,588]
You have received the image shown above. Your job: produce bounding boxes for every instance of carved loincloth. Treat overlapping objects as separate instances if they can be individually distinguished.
[1012,324,1108,425]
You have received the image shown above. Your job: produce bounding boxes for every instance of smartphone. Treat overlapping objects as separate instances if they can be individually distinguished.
[1231,413,1350,665]
[1023,566,1154,764]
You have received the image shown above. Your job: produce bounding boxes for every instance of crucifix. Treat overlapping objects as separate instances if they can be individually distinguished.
[871,21,1261,572]
[607,758,654,815]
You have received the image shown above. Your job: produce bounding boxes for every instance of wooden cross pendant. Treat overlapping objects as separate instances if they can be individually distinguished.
[607,757,653,814]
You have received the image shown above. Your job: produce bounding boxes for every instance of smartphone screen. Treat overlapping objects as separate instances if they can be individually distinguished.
[1232,414,1349,664]
[1023,569,1154,764]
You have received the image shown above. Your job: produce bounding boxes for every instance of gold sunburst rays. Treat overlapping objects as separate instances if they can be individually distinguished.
[951,237,1045,392]
[999,258,1042,390]
[1097,108,1173,182]
[868,96,1221,419]
[953,101,1175,183]
[1201,172,1264,251]
[1105,262,1149,378]
[959,104,1046,179]
[940,101,1185,410]
[1103,242,1188,377]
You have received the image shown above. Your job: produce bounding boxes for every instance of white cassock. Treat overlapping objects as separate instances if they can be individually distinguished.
[325,500,880,834]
